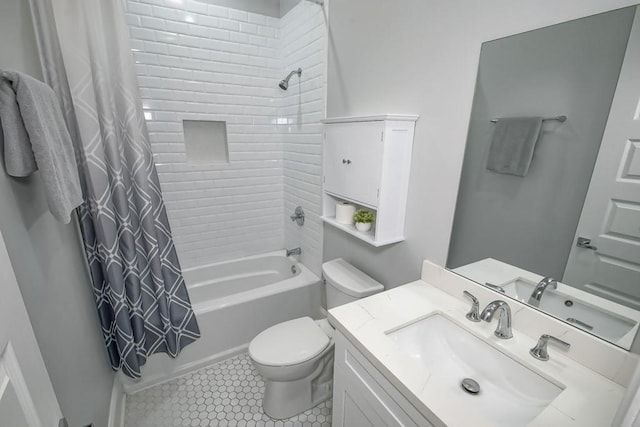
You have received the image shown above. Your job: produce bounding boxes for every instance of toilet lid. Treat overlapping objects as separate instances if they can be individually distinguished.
[249,317,330,366]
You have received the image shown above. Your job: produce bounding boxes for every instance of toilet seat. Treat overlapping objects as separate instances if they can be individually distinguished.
[249,317,330,367]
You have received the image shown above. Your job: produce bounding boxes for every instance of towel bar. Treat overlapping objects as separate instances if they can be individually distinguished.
[490,115,567,123]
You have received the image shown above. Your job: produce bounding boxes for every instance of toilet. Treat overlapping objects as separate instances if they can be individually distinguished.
[248,258,384,419]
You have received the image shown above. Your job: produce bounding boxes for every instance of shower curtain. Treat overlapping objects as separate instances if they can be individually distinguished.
[29,0,200,378]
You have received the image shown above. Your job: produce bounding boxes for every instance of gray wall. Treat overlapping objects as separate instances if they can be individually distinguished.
[447,8,634,278]
[198,0,281,17]
[324,0,640,289]
[197,0,307,20]
[0,2,114,426]
[280,0,302,16]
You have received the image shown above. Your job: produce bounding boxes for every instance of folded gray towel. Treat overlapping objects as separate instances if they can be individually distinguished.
[486,117,543,177]
[0,78,37,176]
[0,71,82,224]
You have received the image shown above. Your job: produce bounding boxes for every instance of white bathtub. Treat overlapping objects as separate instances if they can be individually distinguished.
[119,251,321,393]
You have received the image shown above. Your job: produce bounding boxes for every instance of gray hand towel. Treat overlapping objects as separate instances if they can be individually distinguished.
[486,117,543,177]
[0,78,37,176]
[0,71,82,224]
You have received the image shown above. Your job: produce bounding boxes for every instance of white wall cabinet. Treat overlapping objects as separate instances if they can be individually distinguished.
[321,115,418,246]
[324,121,386,207]
[332,331,434,427]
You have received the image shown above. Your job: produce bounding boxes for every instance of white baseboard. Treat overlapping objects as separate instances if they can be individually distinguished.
[121,343,248,395]
[107,377,125,427]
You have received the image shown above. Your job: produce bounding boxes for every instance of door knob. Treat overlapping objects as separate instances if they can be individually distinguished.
[576,237,597,250]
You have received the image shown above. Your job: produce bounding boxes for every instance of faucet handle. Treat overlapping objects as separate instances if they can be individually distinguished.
[484,282,506,294]
[463,291,481,322]
[530,334,571,361]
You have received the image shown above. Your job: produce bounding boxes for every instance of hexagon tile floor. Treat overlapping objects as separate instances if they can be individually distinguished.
[124,352,332,427]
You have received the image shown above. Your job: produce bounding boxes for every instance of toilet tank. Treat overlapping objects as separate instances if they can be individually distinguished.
[322,258,384,309]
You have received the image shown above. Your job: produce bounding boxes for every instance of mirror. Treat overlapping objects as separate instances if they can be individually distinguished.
[447,5,640,350]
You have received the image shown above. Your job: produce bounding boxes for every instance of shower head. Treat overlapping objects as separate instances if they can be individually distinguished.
[279,68,302,90]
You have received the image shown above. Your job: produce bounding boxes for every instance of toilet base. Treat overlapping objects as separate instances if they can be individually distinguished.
[262,350,334,419]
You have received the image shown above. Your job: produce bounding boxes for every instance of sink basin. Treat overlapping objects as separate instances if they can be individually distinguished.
[388,314,563,426]
[501,278,636,342]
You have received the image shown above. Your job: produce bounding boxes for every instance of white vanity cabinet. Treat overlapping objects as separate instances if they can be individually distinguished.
[321,115,418,246]
[332,331,435,427]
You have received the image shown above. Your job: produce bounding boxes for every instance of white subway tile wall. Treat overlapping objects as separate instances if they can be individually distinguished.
[279,2,327,277]
[125,0,326,273]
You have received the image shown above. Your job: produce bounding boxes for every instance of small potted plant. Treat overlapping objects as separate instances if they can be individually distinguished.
[353,209,375,232]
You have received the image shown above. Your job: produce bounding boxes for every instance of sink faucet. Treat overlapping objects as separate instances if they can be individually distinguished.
[463,291,481,322]
[286,247,301,257]
[529,334,571,361]
[480,300,513,339]
[528,277,557,308]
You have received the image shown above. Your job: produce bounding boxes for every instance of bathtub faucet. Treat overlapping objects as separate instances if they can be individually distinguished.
[286,247,302,257]
[290,206,305,226]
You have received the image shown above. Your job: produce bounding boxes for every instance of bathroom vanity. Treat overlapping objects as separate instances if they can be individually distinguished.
[328,261,637,426]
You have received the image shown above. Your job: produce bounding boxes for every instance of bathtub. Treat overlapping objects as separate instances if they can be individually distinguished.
[119,251,321,393]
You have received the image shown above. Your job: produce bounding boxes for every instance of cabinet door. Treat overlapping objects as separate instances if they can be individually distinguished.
[332,350,426,427]
[334,368,392,427]
[323,126,351,201]
[324,122,384,207]
[332,333,435,427]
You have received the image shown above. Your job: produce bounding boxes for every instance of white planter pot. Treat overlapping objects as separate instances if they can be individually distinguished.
[355,222,372,232]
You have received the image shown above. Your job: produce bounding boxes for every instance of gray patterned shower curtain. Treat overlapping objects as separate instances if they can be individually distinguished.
[29,0,200,378]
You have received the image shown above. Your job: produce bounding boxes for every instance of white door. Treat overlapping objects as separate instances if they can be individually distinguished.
[0,228,63,426]
[563,7,640,309]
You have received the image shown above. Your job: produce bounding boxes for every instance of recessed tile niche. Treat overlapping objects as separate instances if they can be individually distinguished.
[183,120,229,165]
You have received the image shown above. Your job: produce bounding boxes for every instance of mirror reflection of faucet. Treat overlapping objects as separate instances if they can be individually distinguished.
[484,282,506,294]
[528,277,558,308]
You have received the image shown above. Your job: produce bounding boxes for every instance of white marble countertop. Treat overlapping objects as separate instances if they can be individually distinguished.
[328,279,626,427]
